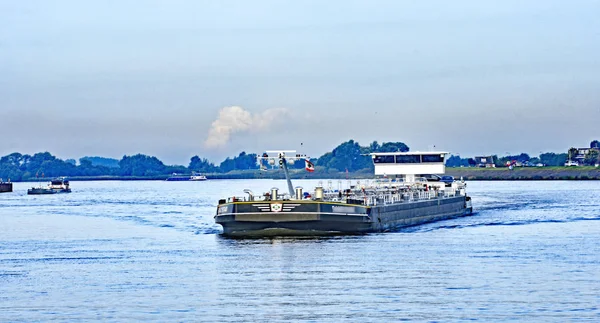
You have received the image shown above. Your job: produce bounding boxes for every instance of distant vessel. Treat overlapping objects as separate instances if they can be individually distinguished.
[0,179,12,193]
[166,173,207,181]
[190,174,207,181]
[27,177,72,195]
[215,150,473,236]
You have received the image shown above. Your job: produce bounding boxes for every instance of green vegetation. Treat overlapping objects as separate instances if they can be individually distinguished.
[1,139,599,181]
[80,156,120,168]
[447,166,600,180]
[539,153,568,166]
[315,140,408,172]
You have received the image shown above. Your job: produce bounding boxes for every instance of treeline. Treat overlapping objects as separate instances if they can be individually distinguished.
[0,140,409,181]
[2,139,598,181]
[0,152,263,181]
[0,153,180,181]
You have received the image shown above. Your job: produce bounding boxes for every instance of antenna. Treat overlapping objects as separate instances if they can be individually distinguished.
[257,150,310,196]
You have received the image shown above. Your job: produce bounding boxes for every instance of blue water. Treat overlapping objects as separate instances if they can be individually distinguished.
[1,180,599,322]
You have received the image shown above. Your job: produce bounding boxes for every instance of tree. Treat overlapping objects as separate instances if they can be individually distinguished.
[369,141,380,152]
[315,140,409,172]
[189,156,218,173]
[584,149,599,166]
[377,142,409,153]
[0,152,23,167]
[27,152,57,172]
[445,155,471,167]
[217,152,259,172]
[327,140,368,172]
[233,152,258,170]
[316,152,333,167]
[539,153,567,166]
[80,156,120,168]
[491,155,504,167]
[568,147,579,161]
[119,154,166,176]
[79,159,93,168]
[219,157,236,173]
[0,152,25,181]
[446,155,463,167]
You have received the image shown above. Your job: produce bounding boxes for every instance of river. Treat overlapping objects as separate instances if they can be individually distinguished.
[1,180,599,322]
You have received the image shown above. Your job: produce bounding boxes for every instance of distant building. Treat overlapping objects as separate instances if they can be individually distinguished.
[572,147,599,165]
[474,156,496,168]
[577,147,591,156]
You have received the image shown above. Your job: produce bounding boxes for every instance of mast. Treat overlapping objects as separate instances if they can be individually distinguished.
[259,150,307,197]
[280,156,295,197]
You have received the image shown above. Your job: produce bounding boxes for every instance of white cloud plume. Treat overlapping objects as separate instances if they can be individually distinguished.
[204,106,290,149]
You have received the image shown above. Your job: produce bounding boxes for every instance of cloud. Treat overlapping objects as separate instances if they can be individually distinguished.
[204,106,290,149]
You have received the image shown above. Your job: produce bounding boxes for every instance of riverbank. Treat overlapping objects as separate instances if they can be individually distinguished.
[12,166,600,182]
[446,166,600,180]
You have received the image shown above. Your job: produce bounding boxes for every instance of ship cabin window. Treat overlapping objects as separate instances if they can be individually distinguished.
[422,154,444,163]
[373,155,395,164]
[395,155,421,163]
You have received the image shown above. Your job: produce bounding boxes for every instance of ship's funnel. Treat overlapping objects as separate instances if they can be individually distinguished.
[315,186,324,200]
[271,187,279,200]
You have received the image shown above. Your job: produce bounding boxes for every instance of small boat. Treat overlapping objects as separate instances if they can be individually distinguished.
[27,177,72,195]
[166,173,207,181]
[166,173,191,181]
[190,174,207,181]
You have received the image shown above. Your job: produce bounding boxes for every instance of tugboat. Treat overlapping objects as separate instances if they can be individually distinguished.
[214,150,473,236]
[27,177,72,195]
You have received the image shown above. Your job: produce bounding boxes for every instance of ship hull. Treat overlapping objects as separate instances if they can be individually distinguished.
[215,196,471,237]
[27,188,71,195]
[0,183,12,193]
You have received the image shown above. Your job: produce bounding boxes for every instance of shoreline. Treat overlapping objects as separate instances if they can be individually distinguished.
[445,166,600,180]
[10,166,600,182]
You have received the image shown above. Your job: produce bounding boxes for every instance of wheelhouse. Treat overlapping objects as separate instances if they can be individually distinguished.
[371,151,448,182]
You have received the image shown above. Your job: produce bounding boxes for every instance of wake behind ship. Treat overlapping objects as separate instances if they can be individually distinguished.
[215,150,473,236]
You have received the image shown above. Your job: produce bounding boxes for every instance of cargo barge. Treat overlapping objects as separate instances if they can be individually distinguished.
[215,150,473,236]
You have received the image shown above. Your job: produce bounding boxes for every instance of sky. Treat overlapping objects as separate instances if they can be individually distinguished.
[1,0,599,165]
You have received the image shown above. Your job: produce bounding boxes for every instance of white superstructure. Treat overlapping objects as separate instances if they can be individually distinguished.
[371,151,447,182]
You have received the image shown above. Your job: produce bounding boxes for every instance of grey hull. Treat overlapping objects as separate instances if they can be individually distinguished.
[0,183,12,193]
[27,188,71,195]
[215,196,471,237]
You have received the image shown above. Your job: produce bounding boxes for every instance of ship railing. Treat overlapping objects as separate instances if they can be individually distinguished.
[344,185,467,206]
[227,193,298,203]
[374,188,460,206]
[438,189,464,198]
